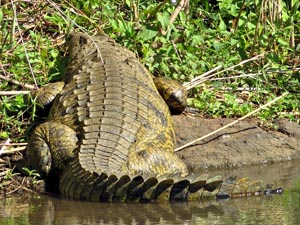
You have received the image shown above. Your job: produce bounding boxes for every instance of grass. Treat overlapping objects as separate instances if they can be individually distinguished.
[0,0,299,145]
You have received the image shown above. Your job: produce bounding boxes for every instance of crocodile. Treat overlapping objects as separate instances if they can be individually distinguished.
[27,33,275,202]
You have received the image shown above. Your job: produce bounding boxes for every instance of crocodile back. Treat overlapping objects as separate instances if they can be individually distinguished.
[49,33,184,177]
[28,33,277,202]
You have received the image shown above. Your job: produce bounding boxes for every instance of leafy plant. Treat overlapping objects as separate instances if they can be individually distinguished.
[22,167,41,184]
[0,0,299,142]
[4,168,19,180]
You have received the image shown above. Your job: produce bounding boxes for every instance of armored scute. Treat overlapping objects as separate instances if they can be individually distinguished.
[27,33,269,202]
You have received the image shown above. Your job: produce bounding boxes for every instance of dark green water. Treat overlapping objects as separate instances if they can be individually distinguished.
[1,161,299,225]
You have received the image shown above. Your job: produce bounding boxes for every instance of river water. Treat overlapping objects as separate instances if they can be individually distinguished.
[0,160,299,225]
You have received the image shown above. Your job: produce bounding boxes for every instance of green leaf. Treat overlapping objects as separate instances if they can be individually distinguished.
[213,41,223,52]
[138,27,158,41]
[191,35,204,45]
[277,38,289,46]
[246,22,256,30]
[157,12,169,30]
[230,39,239,46]
[0,131,9,139]
[218,17,227,31]
[0,8,3,22]
[109,19,118,31]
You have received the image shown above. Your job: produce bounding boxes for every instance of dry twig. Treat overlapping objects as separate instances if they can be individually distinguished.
[0,74,35,90]
[0,147,27,155]
[0,91,30,95]
[0,139,27,156]
[10,0,38,87]
[161,0,189,35]
[184,53,265,90]
[184,65,222,90]
[175,92,288,152]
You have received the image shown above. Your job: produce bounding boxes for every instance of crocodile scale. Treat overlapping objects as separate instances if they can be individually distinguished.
[27,33,260,202]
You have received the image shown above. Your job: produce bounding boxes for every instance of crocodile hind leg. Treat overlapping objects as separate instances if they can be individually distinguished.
[125,146,188,178]
[153,77,187,114]
[124,57,187,114]
[27,122,78,178]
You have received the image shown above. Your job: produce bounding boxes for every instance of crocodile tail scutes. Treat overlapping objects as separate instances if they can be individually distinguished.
[59,161,222,202]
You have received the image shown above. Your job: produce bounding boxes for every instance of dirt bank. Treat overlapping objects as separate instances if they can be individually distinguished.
[1,115,299,195]
[173,114,300,171]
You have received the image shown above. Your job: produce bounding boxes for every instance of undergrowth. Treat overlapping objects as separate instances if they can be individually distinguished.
[0,0,300,142]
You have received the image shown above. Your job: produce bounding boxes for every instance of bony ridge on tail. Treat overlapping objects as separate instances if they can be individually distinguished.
[27,32,281,202]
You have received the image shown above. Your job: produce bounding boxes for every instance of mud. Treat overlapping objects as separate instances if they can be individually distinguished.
[173,115,300,171]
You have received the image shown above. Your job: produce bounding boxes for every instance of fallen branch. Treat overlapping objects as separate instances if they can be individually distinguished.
[0,146,27,155]
[0,74,35,90]
[0,91,30,95]
[175,92,288,152]
[10,0,38,87]
[184,53,265,91]
[161,0,189,35]
[184,65,222,90]
[0,139,27,156]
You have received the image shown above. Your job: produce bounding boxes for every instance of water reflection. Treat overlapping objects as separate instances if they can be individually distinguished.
[0,193,298,225]
[0,160,299,225]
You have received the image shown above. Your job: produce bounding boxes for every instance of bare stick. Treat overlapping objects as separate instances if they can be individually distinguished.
[171,40,182,63]
[46,0,104,63]
[161,0,188,35]
[188,65,223,83]
[0,91,30,95]
[0,73,35,90]
[0,142,28,146]
[10,0,38,88]
[212,53,265,76]
[217,87,258,91]
[0,139,27,156]
[0,146,27,155]
[175,92,288,152]
[190,66,300,83]
[169,0,188,24]
[184,54,265,90]
[0,138,10,156]
[184,65,222,90]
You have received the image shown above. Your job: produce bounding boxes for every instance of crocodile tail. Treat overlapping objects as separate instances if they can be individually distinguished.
[59,162,223,202]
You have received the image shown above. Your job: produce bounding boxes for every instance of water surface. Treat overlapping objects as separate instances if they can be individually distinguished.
[1,160,299,225]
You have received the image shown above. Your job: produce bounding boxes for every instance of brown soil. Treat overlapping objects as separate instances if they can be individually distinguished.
[173,114,300,171]
[0,154,45,197]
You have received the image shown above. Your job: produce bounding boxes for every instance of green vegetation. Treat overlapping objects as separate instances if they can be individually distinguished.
[21,168,41,184]
[0,166,41,195]
[0,0,299,142]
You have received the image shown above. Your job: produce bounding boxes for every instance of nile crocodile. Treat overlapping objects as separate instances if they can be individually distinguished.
[27,33,278,202]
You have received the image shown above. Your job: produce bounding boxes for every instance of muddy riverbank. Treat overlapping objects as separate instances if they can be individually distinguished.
[174,115,300,170]
[1,114,299,195]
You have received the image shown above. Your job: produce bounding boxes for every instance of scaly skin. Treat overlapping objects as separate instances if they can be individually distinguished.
[27,33,266,202]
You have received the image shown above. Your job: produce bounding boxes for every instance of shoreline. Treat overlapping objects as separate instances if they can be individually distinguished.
[174,115,300,171]
[1,115,299,195]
